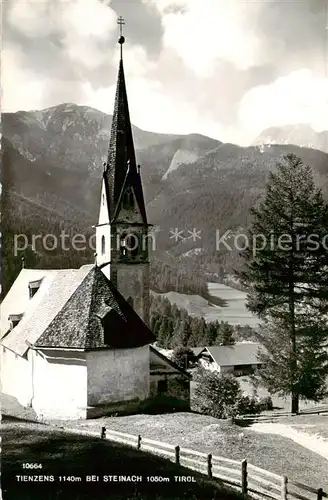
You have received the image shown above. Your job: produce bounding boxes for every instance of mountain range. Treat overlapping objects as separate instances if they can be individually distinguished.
[3,103,328,293]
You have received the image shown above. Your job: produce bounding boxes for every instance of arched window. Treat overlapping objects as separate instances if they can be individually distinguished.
[123,188,134,209]
[120,233,127,257]
[127,296,134,308]
[102,193,105,205]
[126,233,139,258]
[101,235,105,255]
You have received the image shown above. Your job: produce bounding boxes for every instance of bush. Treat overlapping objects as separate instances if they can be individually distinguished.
[257,395,273,411]
[234,395,259,415]
[172,347,195,369]
[192,371,241,419]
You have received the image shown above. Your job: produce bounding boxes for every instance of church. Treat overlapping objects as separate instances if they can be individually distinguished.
[0,29,190,420]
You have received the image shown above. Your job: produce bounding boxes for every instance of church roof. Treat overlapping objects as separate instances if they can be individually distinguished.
[36,266,155,349]
[1,266,93,356]
[1,265,155,356]
[104,44,147,224]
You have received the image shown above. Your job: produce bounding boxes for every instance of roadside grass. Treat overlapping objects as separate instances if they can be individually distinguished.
[58,412,328,490]
[1,422,244,500]
[272,414,328,439]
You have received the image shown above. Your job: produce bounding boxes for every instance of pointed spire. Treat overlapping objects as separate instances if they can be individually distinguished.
[104,18,147,224]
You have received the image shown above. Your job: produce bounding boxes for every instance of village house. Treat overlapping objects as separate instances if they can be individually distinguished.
[195,343,263,376]
[0,33,190,420]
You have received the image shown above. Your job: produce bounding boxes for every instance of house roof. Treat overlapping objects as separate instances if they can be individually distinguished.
[1,265,155,356]
[35,266,155,350]
[191,346,205,356]
[200,343,263,367]
[150,345,191,379]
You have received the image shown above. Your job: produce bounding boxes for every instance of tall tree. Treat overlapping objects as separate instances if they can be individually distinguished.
[189,317,207,346]
[218,322,235,345]
[238,154,328,413]
[157,317,171,348]
[255,314,328,403]
[174,319,192,347]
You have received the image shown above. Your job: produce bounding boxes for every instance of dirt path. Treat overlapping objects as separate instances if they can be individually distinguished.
[250,422,328,460]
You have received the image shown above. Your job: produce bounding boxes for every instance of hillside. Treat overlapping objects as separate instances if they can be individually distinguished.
[152,283,257,326]
[3,103,328,294]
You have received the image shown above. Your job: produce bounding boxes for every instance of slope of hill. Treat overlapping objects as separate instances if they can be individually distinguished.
[152,283,258,326]
[162,134,221,179]
[253,124,328,154]
[148,142,328,261]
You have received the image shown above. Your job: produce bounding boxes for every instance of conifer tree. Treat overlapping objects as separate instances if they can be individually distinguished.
[174,319,192,347]
[205,321,220,345]
[219,322,235,345]
[238,154,328,412]
[157,318,171,348]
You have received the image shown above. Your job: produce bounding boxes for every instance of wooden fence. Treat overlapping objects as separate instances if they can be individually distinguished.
[64,425,327,500]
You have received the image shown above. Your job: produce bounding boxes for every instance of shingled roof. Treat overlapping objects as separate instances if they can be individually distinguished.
[104,50,147,224]
[35,266,155,349]
[1,266,93,356]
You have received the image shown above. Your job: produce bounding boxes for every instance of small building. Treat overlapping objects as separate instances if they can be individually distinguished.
[196,343,263,376]
[150,345,191,410]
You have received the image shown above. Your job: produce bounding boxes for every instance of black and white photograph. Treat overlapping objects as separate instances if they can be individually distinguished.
[1,0,328,499]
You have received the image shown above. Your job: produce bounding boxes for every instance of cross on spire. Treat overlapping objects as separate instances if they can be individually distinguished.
[117,16,125,37]
[117,16,125,59]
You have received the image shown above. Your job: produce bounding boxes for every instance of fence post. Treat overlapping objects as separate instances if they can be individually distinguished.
[137,435,142,450]
[317,488,323,500]
[207,454,212,479]
[281,476,288,500]
[101,426,106,439]
[241,459,247,494]
[175,445,180,465]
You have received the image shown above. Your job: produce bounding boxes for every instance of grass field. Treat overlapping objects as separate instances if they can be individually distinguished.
[152,282,258,326]
[55,412,328,491]
[206,283,258,326]
[1,421,243,500]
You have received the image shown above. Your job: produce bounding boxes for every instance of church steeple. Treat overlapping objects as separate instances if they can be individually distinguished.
[104,20,147,224]
[96,19,150,326]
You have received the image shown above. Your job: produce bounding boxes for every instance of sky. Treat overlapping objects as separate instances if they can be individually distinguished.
[2,0,328,145]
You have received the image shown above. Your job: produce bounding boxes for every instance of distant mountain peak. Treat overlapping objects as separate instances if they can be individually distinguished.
[253,123,328,154]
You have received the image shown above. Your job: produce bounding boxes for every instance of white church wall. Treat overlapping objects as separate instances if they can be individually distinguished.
[96,179,111,276]
[31,349,87,420]
[86,345,150,406]
[0,346,33,407]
